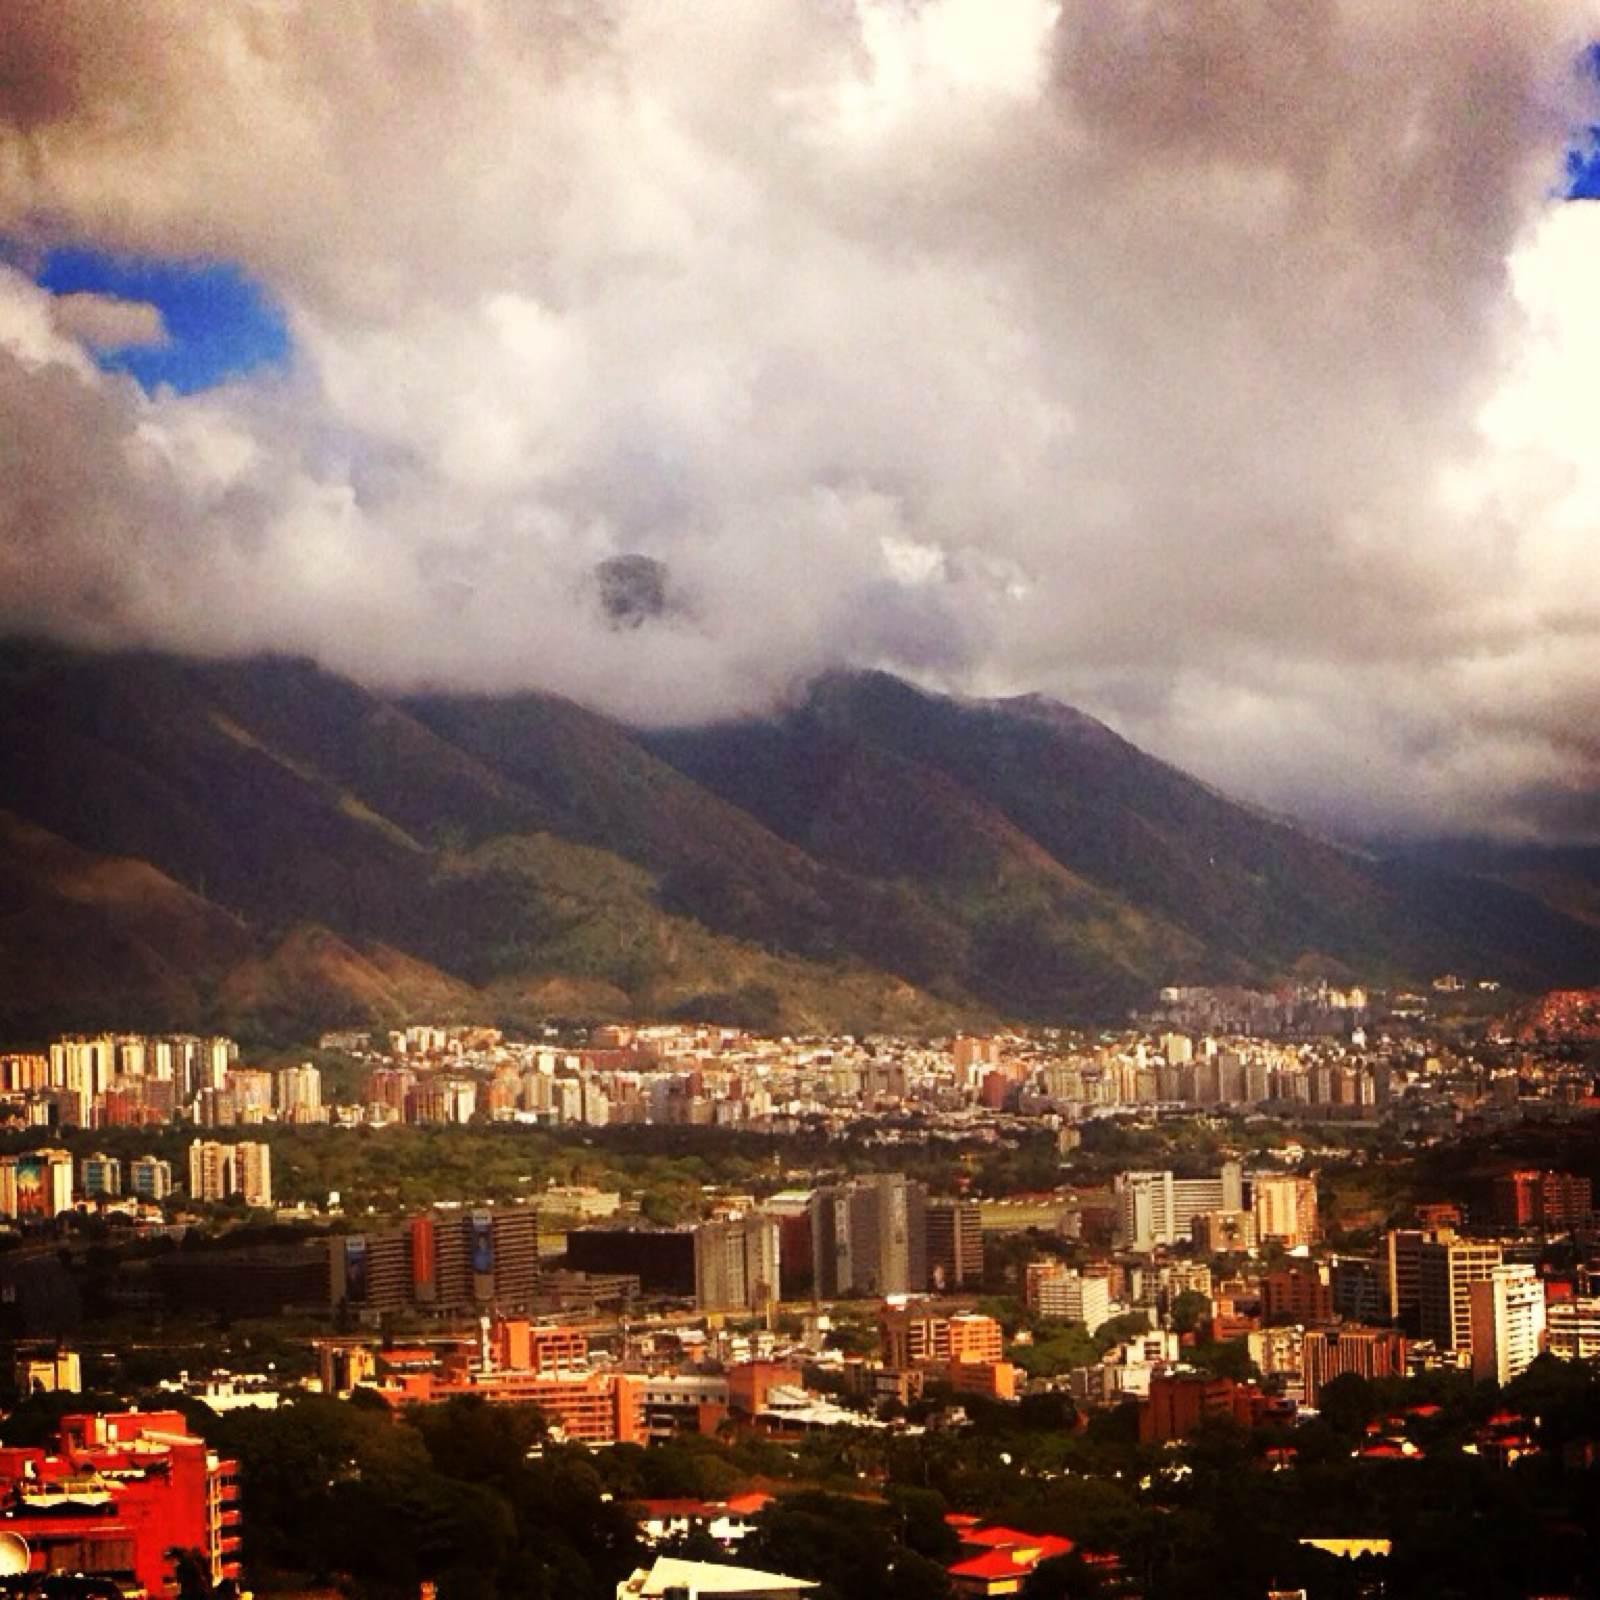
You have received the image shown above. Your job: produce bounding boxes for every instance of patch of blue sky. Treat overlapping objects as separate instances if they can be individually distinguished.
[33,248,289,394]
[1570,43,1600,199]
[1567,132,1600,199]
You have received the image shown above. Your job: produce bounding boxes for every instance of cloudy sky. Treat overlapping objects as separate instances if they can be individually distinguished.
[2,0,1598,843]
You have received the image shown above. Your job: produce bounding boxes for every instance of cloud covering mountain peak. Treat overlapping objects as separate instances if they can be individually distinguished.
[1,0,1598,841]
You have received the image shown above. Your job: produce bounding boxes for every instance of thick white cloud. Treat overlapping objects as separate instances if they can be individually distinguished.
[0,0,1597,839]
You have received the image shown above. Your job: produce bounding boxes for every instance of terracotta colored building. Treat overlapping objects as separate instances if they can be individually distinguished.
[1263,1265,1333,1326]
[0,1411,240,1597]
[383,1366,643,1445]
[1138,1372,1280,1444]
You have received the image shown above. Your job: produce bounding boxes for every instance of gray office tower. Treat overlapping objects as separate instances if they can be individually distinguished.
[810,1175,928,1298]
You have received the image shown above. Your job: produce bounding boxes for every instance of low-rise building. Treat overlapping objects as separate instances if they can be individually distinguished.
[1547,1296,1600,1362]
[0,1411,240,1595]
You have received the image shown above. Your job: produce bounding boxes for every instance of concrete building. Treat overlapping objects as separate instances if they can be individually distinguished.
[1328,1255,1386,1323]
[188,1141,273,1209]
[333,1208,554,1317]
[130,1155,175,1202]
[226,1069,273,1119]
[78,1153,121,1199]
[1301,1326,1407,1407]
[1252,1174,1319,1248]
[1115,1164,1243,1250]
[1492,1170,1592,1231]
[694,1214,782,1315]
[1190,1209,1257,1253]
[1386,1227,1439,1331]
[1024,1261,1112,1331]
[879,1307,1005,1370]
[1263,1264,1332,1325]
[274,1063,324,1123]
[1138,1372,1264,1443]
[1547,1296,1600,1363]
[810,1176,927,1298]
[1469,1264,1547,1384]
[0,1410,241,1594]
[1418,1236,1502,1352]
[0,1150,75,1219]
[925,1198,983,1290]
[14,1348,82,1396]
[235,1142,272,1208]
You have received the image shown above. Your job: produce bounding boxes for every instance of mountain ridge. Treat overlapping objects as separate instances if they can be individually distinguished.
[0,642,1595,1041]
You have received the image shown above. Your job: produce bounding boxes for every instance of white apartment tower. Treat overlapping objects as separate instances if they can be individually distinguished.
[188,1140,273,1208]
[1469,1264,1547,1384]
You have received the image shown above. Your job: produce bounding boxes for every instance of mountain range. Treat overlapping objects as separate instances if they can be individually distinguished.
[0,641,1596,1043]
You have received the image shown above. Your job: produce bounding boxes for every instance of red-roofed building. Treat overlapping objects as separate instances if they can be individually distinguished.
[948,1527,1074,1596]
[0,1411,240,1597]
[630,1493,771,1552]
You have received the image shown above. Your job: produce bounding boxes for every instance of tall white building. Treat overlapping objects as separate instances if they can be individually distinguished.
[235,1142,273,1208]
[49,1037,113,1099]
[1469,1264,1546,1384]
[1025,1262,1112,1331]
[275,1063,324,1122]
[188,1140,273,1208]
[1115,1164,1243,1249]
[580,1079,611,1127]
[1419,1237,1502,1351]
[1252,1174,1320,1248]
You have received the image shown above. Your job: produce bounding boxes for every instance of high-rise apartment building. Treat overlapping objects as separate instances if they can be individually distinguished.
[49,1037,114,1100]
[274,1063,324,1123]
[810,1176,927,1298]
[0,1149,75,1219]
[130,1155,175,1202]
[188,1141,231,1203]
[79,1153,122,1199]
[694,1214,781,1314]
[1418,1236,1502,1351]
[188,1141,273,1209]
[226,1069,273,1121]
[1469,1264,1546,1384]
[235,1142,273,1209]
[1252,1174,1319,1248]
[925,1198,983,1290]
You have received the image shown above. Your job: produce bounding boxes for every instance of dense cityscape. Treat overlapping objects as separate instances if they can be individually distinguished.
[0,974,1596,1598]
